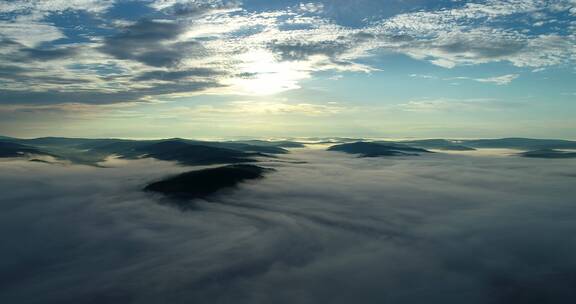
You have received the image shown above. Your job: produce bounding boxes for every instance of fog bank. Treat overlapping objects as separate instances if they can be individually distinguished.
[1,150,576,304]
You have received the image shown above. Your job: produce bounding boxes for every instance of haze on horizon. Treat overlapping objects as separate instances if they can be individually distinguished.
[0,0,575,139]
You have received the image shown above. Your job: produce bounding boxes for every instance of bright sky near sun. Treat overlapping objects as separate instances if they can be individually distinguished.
[0,0,575,139]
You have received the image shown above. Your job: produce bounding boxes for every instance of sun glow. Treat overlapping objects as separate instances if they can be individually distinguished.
[229,49,310,95]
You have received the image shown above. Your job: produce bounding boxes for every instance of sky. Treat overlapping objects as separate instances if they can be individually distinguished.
[0,0,575,139]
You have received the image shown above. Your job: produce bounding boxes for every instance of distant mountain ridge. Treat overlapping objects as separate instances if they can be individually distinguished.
[326,138,576,158]
[391,138,576,151]
[394,139,476,151]
[459,138,576,150]
[0,136,302,165]
[0,141,53,158]
[328,142,432,157]
[519,149,576,159]
[2,136,576,163]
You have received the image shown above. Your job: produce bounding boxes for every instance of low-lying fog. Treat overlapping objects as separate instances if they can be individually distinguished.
[1,149,576,304]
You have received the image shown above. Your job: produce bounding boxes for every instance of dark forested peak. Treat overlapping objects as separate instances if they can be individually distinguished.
[144,164,275,204]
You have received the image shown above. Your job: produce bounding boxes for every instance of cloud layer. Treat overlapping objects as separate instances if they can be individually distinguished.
[0,0,574,106]
[1,149,576,303]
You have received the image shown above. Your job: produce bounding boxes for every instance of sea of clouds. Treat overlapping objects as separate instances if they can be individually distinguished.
[1,149,576,304]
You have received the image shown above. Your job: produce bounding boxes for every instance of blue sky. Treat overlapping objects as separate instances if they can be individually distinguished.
[0,0,575,139]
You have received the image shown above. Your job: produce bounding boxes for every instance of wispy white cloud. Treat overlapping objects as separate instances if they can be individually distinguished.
[298,2,325,14]
[369,0,576,68]
[0,21,64,46]
[474,74,519,85]
[399,98,518,112]
[181,100,345,116]
[409,74,438,79]
[444,74,520,85]
[410,73,519,85]
[0,0,115,21]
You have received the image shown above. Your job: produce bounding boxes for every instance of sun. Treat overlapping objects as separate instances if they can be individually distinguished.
[229,49,309,95]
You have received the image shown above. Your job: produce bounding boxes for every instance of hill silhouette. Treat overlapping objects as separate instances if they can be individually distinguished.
[144,164,275,203]
[0,141,52,158]
[519,149,576,159]
[0,136,292,165]
[328,142,431,157]
[461,138,576,150]
[396,139,476,151]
